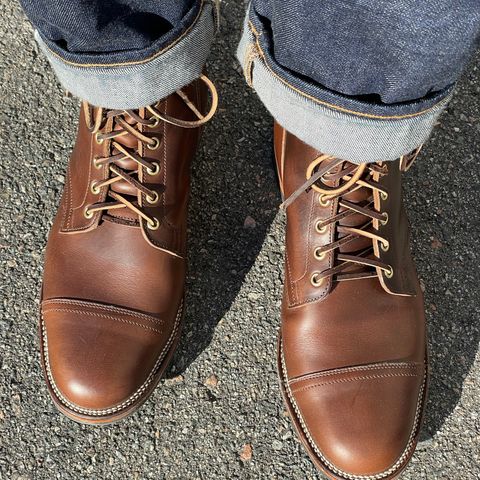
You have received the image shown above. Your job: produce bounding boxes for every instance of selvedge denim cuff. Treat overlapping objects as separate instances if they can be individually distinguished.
[35,1,216,109]
[237,6,454,164]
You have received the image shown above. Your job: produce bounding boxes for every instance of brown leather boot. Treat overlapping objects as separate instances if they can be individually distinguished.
[275,122,428,479]
[40,76,217,424]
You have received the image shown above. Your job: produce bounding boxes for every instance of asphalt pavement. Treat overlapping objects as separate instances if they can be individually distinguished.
[1,1,479,479]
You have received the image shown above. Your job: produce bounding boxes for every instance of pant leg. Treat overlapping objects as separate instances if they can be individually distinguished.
[20,0,199,54]
[20,0,217,108]
[238,1,480,163]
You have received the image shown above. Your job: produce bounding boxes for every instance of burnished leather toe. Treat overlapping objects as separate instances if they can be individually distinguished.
[41,299,181,416]
[283,357,426,479]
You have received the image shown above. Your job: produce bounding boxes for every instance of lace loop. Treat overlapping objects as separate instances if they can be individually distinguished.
[306,156,367,196]
[147,74,218,129]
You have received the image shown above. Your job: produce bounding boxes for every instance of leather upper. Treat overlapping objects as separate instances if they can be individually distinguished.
[275,122,427,479]
[40,80,206,419]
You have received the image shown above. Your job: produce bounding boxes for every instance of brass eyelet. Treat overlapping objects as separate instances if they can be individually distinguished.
[380,191,389,201]
[93,157,103,170]
[84,207,94,219]
[314,248,326,261]
[147,162,160,176]
[310,272,324,287]
[147,217,160,230]
[385,266,394,278]
[315,221,327,234]
[381,242,390,252]
[319,195,331,207]
[146,191,159,204]
[149,117,160,128]
[94,132,104,145]
[147,137,160,150]
[90,182,101,194]
[380,212,389,226]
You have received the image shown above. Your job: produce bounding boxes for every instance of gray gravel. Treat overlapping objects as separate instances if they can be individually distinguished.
[1,1,479,479]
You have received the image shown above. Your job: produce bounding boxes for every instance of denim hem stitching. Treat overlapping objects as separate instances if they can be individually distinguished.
[248,20,451,121]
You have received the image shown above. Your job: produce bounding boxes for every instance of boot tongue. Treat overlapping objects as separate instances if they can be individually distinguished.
[337,161,373,255]
[107,112,143,222]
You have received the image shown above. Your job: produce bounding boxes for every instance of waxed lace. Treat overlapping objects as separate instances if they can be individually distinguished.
[84,75,218,229]
[281,155,394,284]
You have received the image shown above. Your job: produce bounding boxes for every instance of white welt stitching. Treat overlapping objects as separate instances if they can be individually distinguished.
[41,300,183,417]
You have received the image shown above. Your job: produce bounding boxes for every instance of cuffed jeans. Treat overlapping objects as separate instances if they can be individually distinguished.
[20,0,480,163]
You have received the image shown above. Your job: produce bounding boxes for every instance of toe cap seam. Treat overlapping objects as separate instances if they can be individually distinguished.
[290,371,420,394]
[43,307,164,334]
[42,298,164,326]
[289,362,421,385]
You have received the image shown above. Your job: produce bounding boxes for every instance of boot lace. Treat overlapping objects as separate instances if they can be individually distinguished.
[83,75,218,230]
[281,149,420,286]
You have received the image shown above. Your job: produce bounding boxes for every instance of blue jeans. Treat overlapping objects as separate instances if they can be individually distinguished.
[20,0,480,163]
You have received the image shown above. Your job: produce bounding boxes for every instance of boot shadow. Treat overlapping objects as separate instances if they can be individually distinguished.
[168,66,480,446]
[168,5,480,447]
[405,66,480,440]
[166,69,279,377]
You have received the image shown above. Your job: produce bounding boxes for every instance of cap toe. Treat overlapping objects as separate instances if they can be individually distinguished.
[41,299,173,415]
[287,362,426,479]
